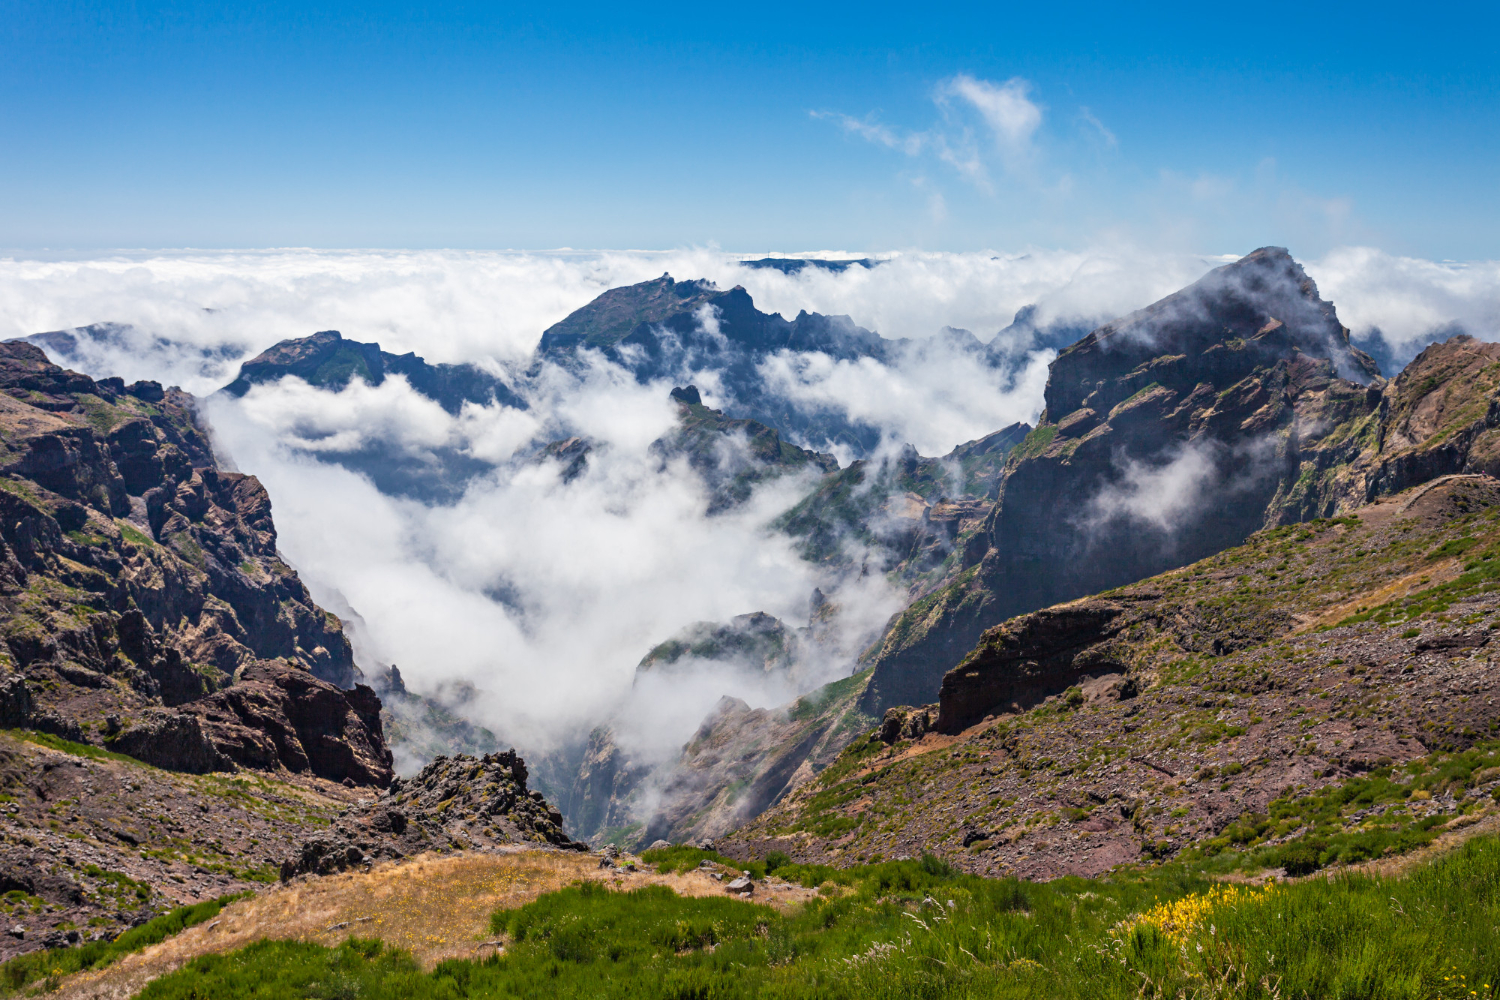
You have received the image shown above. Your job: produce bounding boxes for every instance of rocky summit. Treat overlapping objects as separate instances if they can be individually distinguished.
[281,751,585,879]
[860,249,1497,712]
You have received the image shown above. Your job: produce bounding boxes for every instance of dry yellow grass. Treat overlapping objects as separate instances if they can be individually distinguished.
[53,846,818,1000]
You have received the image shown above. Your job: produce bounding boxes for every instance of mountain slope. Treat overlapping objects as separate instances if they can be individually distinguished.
[860,248,1459,713]
[536,274,1035,458]
[0,341,391,786]
[724,474,1500,877]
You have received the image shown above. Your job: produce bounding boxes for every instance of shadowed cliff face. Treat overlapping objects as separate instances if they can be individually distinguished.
[860,249,1401,712]
[0,341,391,785]
[223,329,525,414]
[536,275,1044,459]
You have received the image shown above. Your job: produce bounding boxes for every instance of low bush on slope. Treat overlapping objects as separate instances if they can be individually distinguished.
[137,839,1500,1000]
[0,893,246,997]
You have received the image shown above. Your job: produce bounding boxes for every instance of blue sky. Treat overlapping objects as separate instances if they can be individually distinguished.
[2,1,1496,256]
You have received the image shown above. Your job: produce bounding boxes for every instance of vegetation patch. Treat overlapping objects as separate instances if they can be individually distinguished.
[0,893,246,997]
[135,839,1500,999]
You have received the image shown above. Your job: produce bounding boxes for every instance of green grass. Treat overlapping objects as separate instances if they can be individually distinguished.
[1201,741,1500,873]
[116,520,156,548]
[132,840,1500,999]
[0,893,247,997]
[5,729,148,767]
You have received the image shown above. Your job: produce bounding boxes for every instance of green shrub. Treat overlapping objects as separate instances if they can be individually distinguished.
[0,893,247,996]
[134,839,1500,1000]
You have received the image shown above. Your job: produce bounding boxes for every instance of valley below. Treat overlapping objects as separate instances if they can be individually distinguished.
[0,247,1497,998]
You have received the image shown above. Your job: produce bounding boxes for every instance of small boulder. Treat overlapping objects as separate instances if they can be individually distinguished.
[725,877,753,893]
[647,839,672,851]
[961,829,991,848]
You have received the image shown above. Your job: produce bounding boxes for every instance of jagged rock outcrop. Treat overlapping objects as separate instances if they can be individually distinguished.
[0,342,390,784]
[861,248,1411,711]
[651,394,839,513]
[182,660,391,784]
[109,708,232,774]
[280,751,583,879]
[932,599,1140,734]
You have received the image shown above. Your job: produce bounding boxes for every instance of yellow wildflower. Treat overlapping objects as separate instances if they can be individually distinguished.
[1111,883,1276,947]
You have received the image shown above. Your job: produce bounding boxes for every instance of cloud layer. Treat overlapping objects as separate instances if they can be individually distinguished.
[3,244,1496,770]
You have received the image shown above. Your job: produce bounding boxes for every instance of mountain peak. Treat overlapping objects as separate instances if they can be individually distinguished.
[1047,247,1377,419]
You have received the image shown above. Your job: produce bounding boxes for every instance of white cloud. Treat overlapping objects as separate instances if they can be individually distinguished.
[811,111,926,156]
[757,343,1053,459]
[1307,247,1500,349]
[940,74,1043,163]
[815,73,1046,192]
[205,365,903,757]
[1086,440,1219,533]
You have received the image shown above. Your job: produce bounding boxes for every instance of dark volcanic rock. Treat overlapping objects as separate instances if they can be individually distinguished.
[187,660,392,786]
[862,248,1416,712]
[281,751,583,879]
[110,708,232,774]
[933,600,1138,733]
[0,339,391,783]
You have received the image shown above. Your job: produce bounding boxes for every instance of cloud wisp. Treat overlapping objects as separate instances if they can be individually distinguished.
[817,73,1051,193]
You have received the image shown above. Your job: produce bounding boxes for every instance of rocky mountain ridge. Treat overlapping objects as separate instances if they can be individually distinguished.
[536,274,1057,458]
[723,473,1500,877]
[0,340,391,786]
[859,249,1497,714]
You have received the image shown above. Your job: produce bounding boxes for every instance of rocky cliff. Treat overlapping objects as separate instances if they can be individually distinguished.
[281,751,584,879]
[0,341,391,786]
[724,474,1500,877]
[860,249,1500,713]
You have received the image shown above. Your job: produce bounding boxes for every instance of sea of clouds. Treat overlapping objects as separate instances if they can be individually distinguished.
[1,246,1496,764]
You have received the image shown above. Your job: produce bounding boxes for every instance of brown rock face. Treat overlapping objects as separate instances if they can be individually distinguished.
[0,339,388,784]
[933,600,1136,734]
[281,750,581,879]
[185,661,392,786]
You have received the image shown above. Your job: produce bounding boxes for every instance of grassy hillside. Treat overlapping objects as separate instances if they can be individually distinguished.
[722,474,1500,878]
[131,835,1500,999]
